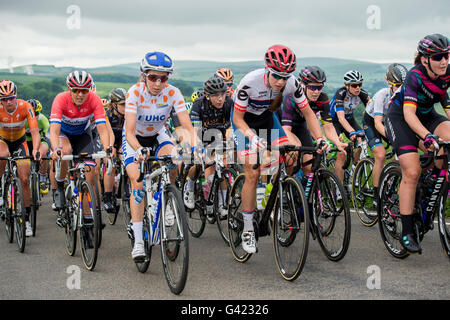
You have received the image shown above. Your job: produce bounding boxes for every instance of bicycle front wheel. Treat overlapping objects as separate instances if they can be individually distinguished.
[313,168,351,261]
[13,178,26,253]
[160,184,189,295]
[30,172,39,236]
[64,184,77,256]
[352,158,377,227]
[273,176,309,281]
[79,180,100,271]
[181,168,206,238]
[122,172,132,229]
[4,180,14,244]
[438,181,450,259]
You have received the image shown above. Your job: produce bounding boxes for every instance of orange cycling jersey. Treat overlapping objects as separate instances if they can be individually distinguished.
[0,99,38,142]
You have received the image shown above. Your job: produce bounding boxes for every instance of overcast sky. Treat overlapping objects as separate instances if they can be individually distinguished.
[0,0,449,69]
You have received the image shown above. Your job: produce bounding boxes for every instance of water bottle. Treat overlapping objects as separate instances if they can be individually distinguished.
[261,182,273,209]
[256,182,266,211]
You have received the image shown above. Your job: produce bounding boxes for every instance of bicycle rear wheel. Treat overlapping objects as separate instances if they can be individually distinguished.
[438,181,450,259]
[273,176,309,281]
[352,158,377,227]
[160,184,189,295]
[227,173,252,263]
[377,163,409,259]
[79,180,99,271]
[64,184,77,256]
[181,168,206,238]
[214,167,238,246]
[13,178,26,253]
[313,168,351,261]
[4,180,14,244]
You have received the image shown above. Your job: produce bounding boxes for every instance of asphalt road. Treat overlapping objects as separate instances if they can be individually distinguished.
[0,193,449,301]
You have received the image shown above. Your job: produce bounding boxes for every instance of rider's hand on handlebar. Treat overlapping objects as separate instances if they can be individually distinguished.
[337,141,348,156]
[135,147,148,163]
[316,137,329,155]
[424,133,440,152]
[51,147,63,160]
[251,135,267,151]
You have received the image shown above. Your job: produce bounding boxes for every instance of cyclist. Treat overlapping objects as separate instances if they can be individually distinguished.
[0,80,40,237]
[363,63,408,208]
[124,51,195,262]
[280,66,347,176]
[232,45,327,254]
[183,76,232,218]
[102,88,126,212]
[215,68,235,97]
[191,90,205,103]
[49,70,111,230]
[385,33,450,253]
[330,70,370,182]
[25,99,51,194]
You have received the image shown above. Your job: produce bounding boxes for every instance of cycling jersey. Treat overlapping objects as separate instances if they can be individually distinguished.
[0,99,38,142]
[125,81,186,137]
[330,86,370,119]
[365,87,392,118]
[106,108,124,148]
[389,64,450,117]
[50,91,106,136]
[190,95,232,137]
[233,68,308,128]
[25,113,50,142]
[280,91,332,127]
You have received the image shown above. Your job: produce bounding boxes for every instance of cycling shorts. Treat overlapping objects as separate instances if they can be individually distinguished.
[0,135,30,166]
[362,112,384,150]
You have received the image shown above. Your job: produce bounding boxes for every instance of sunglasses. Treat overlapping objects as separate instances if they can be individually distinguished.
[271,72,290,81]
[0,95,16,102]
[306,85,324,91]
[146,74,169,83]
[388,81,402,87]
[226,82,233,87]
[71,88,90,94]
[350,83,362,88]
[431,52,449,62]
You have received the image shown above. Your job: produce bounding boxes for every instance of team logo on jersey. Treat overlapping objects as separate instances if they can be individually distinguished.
[157,103,169,108]
[28,109,35,119]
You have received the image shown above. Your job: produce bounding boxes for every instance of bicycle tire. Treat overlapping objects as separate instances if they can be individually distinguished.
[93,176,103,249]
[437,181,450,259]
[79,180,100,271]
[213,167,238,246]
[29,172,39,237]
[352,158,378,227]
[313,168,351,261]
[64,183,77,256]
[132,214,152,273]
[4,180,14,244]
[273,176,310,281]
[122,172,132,229]
[181,167,206,238]
[227,173,252,263]
[377,163,409,259]
[160,184,189,295]
[13,178,26,253]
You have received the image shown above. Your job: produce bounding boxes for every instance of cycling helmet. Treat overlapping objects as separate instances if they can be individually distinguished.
[66,70,93,89]
[344,70,364,84]
[109,88,127,103]
[191,90,204,102]
[101,98,109,106]
[140,51,174,74]
[299,66,326,84]
[203,76,227,95]
[0,80,17,98]
[264,45,297,75]
[417,33,450,57]
[215,68,234,83]
[386,63,408,84]
[28,99,43,113]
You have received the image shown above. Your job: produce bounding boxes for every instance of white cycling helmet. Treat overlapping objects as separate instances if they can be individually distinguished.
[343,70,364,84]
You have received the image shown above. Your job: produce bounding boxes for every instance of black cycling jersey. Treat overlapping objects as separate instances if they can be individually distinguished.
[106,108,125,148]
[190,96,232,137]
[280,92,332,127]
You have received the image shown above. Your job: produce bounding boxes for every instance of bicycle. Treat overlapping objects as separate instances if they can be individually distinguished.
[378,141,450,259]
[0,151,33,253]
[181,142,239,244]
[56,151,106,271]
[128,150,189,295]
[99,152,121,225]
[227,145,310,281]
[351,141,394,227]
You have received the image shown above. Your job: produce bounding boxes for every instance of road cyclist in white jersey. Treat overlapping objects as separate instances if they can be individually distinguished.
[232,44,328,254]
[362,63,407,207]
[123,51,195,262]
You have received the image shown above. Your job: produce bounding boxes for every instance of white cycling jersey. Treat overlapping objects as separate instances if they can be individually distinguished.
[125,81,186,137]
[365,87,392,118]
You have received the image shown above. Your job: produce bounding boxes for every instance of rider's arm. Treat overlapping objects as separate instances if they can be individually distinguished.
[92,97,110,152]
[40,114,50,137]
[25,104,40,156]
[374,115,386,138]
[177,110,195,147]
[282,125,301,146]
[337,110,356,134]
[96,123,111,152]
[125,111,141,151]
[300,104,323,140]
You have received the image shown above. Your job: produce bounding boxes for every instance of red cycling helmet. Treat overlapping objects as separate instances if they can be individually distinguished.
[66,70,93,89]
[264,45,297,75]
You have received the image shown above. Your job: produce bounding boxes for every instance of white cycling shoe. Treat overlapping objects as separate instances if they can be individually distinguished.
[242,231,257,254]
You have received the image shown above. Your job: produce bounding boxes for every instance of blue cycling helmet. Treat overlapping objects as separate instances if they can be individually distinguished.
[140,51,174,74]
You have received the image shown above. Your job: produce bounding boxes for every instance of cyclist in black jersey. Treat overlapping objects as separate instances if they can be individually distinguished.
[330,70,370,182]
[280,66,347,175]
[183,76,232,217]
[103,88,126,212]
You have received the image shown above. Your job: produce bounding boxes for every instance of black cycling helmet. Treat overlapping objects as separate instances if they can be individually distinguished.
[299,66,326,84]
[203,76,227,95]
[108,88,126,103]
[386,63,408,84]
[417,33,450,57]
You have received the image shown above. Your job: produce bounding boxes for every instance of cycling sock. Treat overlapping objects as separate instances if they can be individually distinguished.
[242,210,254,232]
[400,213,414,236]
[132,221,143,242]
